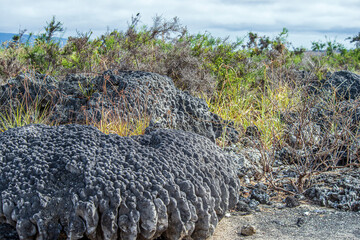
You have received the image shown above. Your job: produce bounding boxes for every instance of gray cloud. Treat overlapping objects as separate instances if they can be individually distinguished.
[0,0,359,48]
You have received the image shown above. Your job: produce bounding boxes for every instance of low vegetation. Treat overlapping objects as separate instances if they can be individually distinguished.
[1,15,360,193]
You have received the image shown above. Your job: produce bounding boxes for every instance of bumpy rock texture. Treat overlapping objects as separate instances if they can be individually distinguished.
[0,70,238,142]
[0,124,240,239]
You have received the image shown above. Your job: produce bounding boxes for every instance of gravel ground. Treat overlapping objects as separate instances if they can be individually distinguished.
[211,203,360,240]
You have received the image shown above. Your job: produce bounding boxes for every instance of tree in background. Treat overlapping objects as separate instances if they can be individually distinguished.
[347,32,360,49]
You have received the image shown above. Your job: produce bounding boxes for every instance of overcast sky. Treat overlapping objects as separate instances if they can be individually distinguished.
[1,0,359,49]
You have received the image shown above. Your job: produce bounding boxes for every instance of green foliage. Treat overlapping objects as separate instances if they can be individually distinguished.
[346,32,360,48]
[0,101,50,132]
[22,16,65,74]
[0,45,24,78]
[325,48,360,72]
[61,31,101,72]
[245,28,289,56]
[311,37,345,56]
[311,41,326,52]
[78,79,96,99]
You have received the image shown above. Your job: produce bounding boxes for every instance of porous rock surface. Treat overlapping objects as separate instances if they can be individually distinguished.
[0,70,238,142]
[304,168,360,211]
[0,124,240,239]
[323,70,360,101]
[302,70,360,100]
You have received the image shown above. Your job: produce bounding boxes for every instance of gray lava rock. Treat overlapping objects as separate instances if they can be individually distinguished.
[240,224,256,236]
[307,99,360,136]
[280,101,360,169]
[302,70,360,100]
[282,71,360,132]
[0,72,59,115]
[0,124,240,239]
[250,189,271,205]
[234,148,264,178]
[304,168,360,211]
[323,71,360,101]
[0,70,239,143]
[0,223,18,240]
[235,200,253,215]
[285,196,300,208]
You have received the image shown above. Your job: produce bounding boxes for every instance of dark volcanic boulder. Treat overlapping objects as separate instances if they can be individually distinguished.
[0,70,239,142]
[0,72,59,115]
[323,71,360,101]
[0,124,240,239]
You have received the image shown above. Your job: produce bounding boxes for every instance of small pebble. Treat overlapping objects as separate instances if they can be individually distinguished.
[225,212,232,218]
[241,224,256,236]
[243,175,250,185]
[296,217,305,227]
[273,220,285,226]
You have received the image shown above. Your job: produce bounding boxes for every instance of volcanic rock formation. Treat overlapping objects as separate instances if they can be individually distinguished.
[0,124,240,239]
[323,70,360,101]
[0,70,239,142]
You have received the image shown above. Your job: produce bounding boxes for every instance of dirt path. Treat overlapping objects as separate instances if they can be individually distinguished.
[210,203,360,240]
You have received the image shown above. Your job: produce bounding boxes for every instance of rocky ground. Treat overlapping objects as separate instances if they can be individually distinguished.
[214,164,360,240]
[211,203,360,240]
[207,165,360,240]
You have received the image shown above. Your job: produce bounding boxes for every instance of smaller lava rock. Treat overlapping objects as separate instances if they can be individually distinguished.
[296,217,305,227]
[245,125,261,137]
[235,200,253,214]
[250,189,271,205]
[285,196,300,208]
[240,224,256,236]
